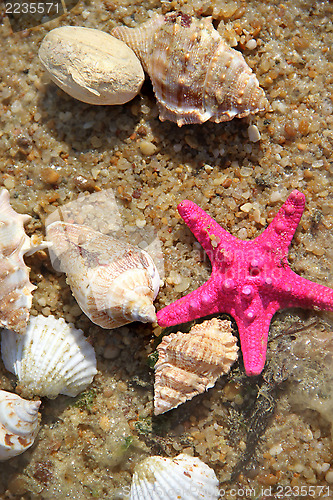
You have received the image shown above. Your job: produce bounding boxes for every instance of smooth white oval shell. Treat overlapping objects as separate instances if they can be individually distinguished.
[39,26,145,105]
[1,315,97,399]
[112,12,269,126]
[154,318,238,415]
[0,390,40,461]
[46,221,160,329]
[130,453,219,500]
[0,188,48,334]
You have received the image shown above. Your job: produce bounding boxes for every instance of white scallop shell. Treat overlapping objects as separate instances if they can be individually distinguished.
[112,12,269,126]
[46,221,160,329]
[130,453,219,500]
[0,189,48,334]
[1,315,97,399]
[0,390,40,461]
[154,319,238,415]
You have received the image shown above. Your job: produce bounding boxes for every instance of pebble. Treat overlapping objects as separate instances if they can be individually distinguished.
[246,39,257,50]
[39,27,144,105]
[248,124,261,142]
[135,218,146,228]
[41,167,60,184]
[139,140,157,156]
[99,415,111,431]
[103,344,120,360]
[3,177,15,189]
[325,470,333,483]
[270,191,285,203]
[238,228,248,239]
[240,202,253,212]
[268,443,283,456]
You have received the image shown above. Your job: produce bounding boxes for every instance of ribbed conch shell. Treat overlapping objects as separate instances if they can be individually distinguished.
[0,188,48,334]
[112,12,269,126]
[154,318,238,415]
[129,453,219,500]
[1,315,97,399]
[0,390,40,461]
[46,221,160,329]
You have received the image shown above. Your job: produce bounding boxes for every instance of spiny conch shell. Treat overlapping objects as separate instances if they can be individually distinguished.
[45,221,160,329]
[129,453,219,500]
[154,318,238,415]
[0,390,40,461]
[1,315,97,399]
[112,12,269,126]
[0,188,48,334]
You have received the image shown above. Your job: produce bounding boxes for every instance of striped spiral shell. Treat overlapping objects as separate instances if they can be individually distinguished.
[112,12,269,126]
[0,189,48,334]
[154,318,238,415]
[46,221,160,329]
[0,390,40,461]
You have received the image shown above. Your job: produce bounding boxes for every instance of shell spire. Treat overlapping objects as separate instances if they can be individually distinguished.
[0,189,48,334]
[112,12,269,126]
[0,390,40,461]
[46,221,160,329]
[154,318,238,415]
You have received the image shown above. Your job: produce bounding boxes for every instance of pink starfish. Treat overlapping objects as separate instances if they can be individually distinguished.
[157,190,333,376]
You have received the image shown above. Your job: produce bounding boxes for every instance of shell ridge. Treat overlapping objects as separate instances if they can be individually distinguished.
[23,318,64,383]
[130,453,219,499]
[154,319,238,414]
[1,315,97,398]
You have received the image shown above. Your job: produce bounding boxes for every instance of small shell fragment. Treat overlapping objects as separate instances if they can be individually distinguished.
[112,12,269,126]
[0,390,40,461]
[130,453,219,500]
[46,221,160,329]
[39,26,145,105]
[0,188,48,334]
[1,315,97,399]
[154,318,238,415]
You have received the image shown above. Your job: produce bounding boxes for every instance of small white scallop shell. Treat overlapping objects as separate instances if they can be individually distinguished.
[130,453,219,500]
[112,12,269,126]
[1,315,97,399]
[46,221,160,329]
[39,26,145,105]
[0,390,40,461]
[154,318,238,415]
[0,188,48,334]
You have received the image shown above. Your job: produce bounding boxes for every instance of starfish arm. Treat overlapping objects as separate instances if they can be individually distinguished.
[278,268,333,312]
[255,190,305,259]
[236,301,279,376]
[177,200,238,262]
[157,279,221,326]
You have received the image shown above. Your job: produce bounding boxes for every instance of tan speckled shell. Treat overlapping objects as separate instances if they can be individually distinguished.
[0,189,47,334]
[154,318,238,415]
[112,12,269,126]
[39,27,145,105]
[46,222,160,329]
[0,390,40,461]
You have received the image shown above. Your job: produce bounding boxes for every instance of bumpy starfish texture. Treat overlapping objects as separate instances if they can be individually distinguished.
[157,190,333,376]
